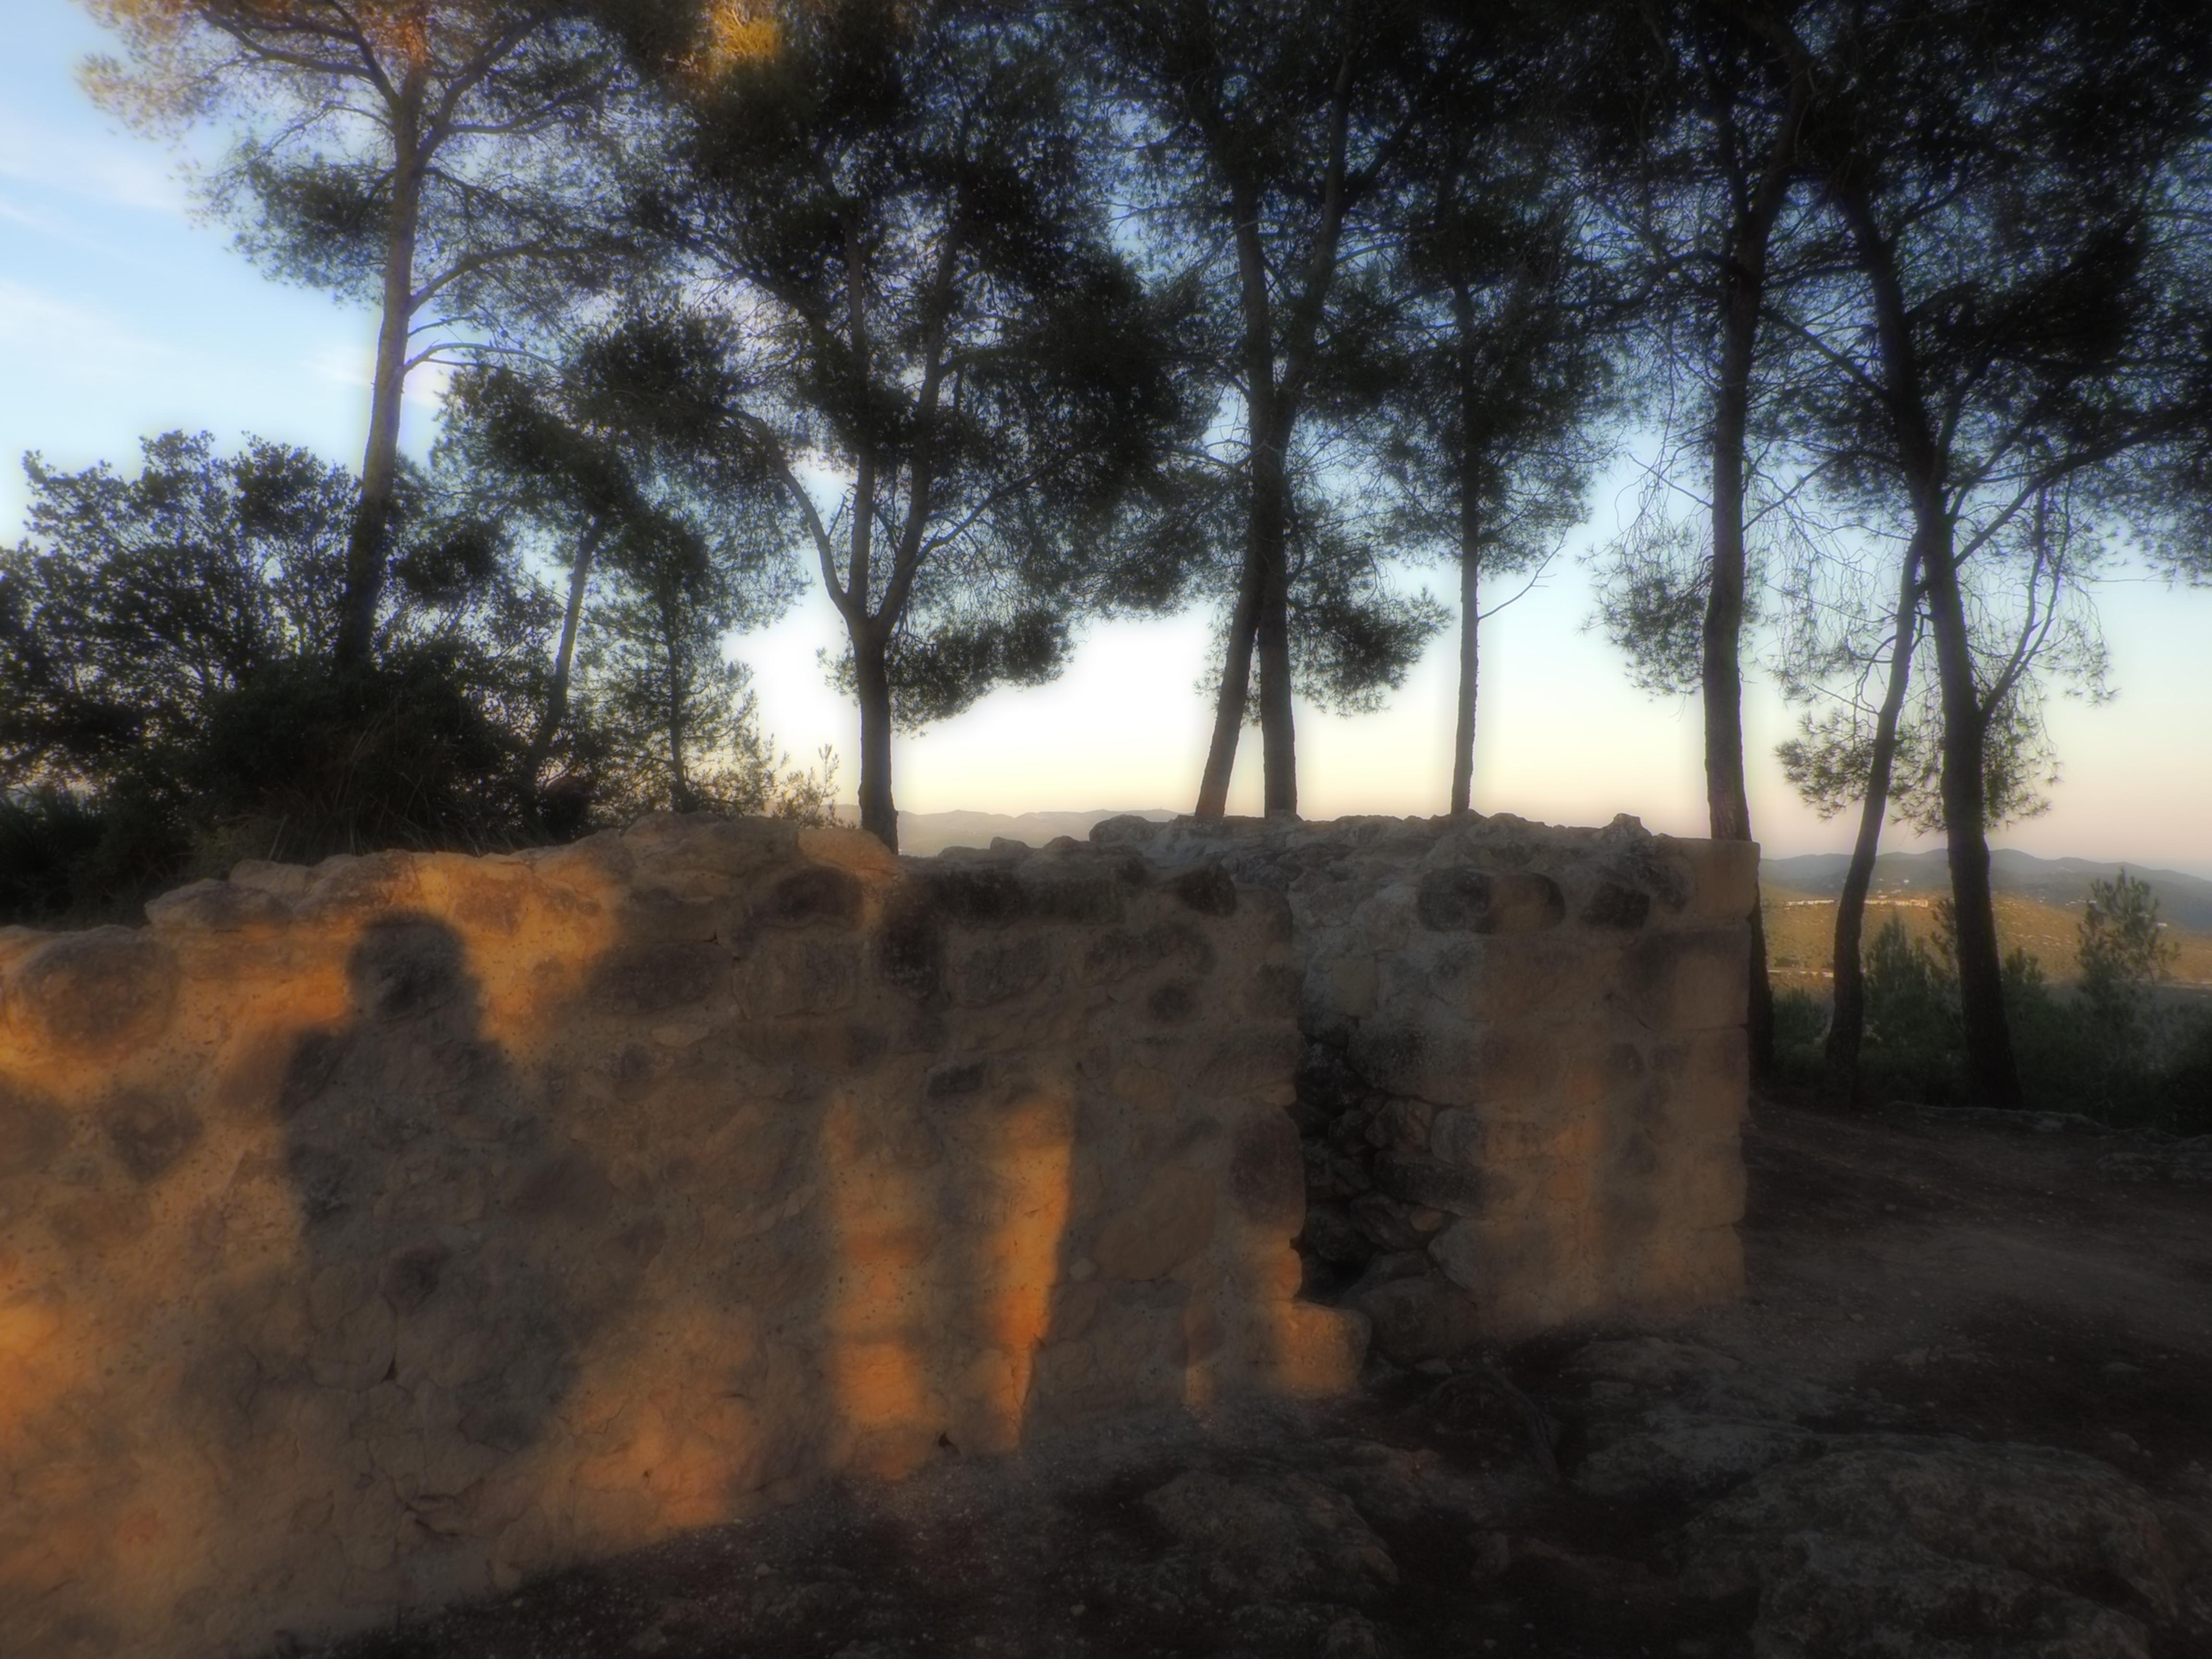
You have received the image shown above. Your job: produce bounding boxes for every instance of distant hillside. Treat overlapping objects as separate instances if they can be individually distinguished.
[1764,849,2212,934]
[831,807,1177,856]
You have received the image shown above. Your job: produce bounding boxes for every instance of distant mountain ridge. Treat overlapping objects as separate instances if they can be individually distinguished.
[824,814,2212,931]
[1764,849,2212,933]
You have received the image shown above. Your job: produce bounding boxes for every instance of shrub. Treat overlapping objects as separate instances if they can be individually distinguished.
[189,647,541,864]
[1769,986,1830,1088]
[0,786,117,924]
[1813,876,2211,1134]
[1856,914,1965,1105]
[0,434,835,925]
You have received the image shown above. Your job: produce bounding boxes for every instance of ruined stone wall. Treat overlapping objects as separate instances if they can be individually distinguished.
[0,810,1750,1659]
[1112,812,1756,1361]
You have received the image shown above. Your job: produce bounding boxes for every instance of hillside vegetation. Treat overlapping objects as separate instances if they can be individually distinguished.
[1764,888,2212,994]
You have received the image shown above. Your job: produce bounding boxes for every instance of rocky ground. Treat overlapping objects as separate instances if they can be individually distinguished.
[302,1099,2212,1659]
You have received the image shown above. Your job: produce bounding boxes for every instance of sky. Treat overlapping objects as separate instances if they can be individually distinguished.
[5,0,2210,876]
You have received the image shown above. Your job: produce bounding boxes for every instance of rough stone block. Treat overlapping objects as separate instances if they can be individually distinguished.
[733,940,859,1019]
[1415,867,1565,934]
[1349,1272,1485,1363]
[1667,837,1761,925]
[1093,1166,1216,1281]
[1426,933,1630,1027]
[1352,1024,1562,1112]
[1032,1280,1189,1415]
[1645,1030,1750,1140]
[1229,1107,1305,1230]
[1625,929,1750,1031]
[144,878,293,933]
[595,941,726,1015]
[4,927,178,1057]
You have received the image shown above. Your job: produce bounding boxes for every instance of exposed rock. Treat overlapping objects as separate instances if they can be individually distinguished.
[1681,1439,2205,1654]
[1319,1611,1384,1658]
[1227,814,1754,1349]
[1723,1530,2150,1659]
[1348,1274,1485,1366]
[1575,1418,1827,1506]
[3,925,177,1055]
[2096,1138,2212,1186]
[1142,1469,1399,1603]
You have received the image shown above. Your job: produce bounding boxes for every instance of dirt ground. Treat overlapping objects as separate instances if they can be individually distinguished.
[1695,1100,2212,1476]
[303,1100,2212,1659]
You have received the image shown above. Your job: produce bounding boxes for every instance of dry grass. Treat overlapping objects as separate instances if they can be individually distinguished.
[1761,885,2212,995]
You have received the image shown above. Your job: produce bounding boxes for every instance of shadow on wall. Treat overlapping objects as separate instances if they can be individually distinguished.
[0,817,1344,1659]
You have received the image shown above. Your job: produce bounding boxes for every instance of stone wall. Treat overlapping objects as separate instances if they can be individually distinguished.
[0,810,1750,1658]
[1112,813,1756,1361]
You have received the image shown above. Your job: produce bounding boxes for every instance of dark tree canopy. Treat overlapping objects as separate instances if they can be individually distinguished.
[0,433,558,914]
[617,0,1193,847]
[1086,0,1440,818]
[437,309,805,780]
[87,0,636,665]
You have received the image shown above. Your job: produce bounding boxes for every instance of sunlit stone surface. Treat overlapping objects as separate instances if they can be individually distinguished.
[0,810,1750,1658]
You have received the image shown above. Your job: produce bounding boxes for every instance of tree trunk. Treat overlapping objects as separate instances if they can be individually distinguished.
[335,68,427,669]
[1447,292,1485,817]
[1251,432,1297,817]
[1835,180,2022,1110]
[1449,475,1479,817]
[1195,561,1261,819]
[1823,548,1921,1104]
[1922,535,2022,1106]
[1195,397,1298,821]
[1198,193,1295,822]
[529,521,601,769]
[1708,221,1774,1083]
[664,591,691,813]
[853,624,897,851]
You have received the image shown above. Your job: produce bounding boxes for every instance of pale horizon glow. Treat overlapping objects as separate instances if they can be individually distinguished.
[6,0,2209,879]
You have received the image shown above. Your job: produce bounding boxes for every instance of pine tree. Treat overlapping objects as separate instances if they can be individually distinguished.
[616,0,1190,849]
[1087,0,1434,819]
[87,0,632,666]
[1372,12,1618,815]
[1742,0,2212,1106]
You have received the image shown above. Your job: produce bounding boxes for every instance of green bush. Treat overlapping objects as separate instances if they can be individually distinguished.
[1768,986,1830,1088]
[189,648,542,864]
[1803,876,2212,1134]
[0,786,120,924]
[0,434,834,926]
[1853,914,1967,1106]
[1773,986,1830,1050]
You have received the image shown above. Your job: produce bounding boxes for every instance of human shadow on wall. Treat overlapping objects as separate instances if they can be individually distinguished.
[253,833,1309,1636]
[276,913,664,1581]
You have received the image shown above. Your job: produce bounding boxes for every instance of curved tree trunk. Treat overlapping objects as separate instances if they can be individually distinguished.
[1447,428,1483,817]
[1689,36,1812,1087]
[1449,528,1480,816]
[335,67,427,669]
[1199,193,1297,822]
[1922,537,2021,1106]
[1835,180,2022,1110]
[529,521,603,770]
[1708,230,1775,1085]
[1195,562,1262,820]
[1824,549,1922,1103]
[1448,298,1483,818]
[663,587,692,814]
[853,624,898,851]
[1252,434,1298,817]
[1197,423,1298,819]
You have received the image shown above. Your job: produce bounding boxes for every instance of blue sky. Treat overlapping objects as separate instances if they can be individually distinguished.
[5,0,2210,874]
